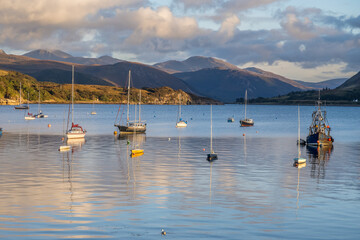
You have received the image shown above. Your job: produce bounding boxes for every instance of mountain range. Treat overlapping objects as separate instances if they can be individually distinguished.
[0,49,353,103]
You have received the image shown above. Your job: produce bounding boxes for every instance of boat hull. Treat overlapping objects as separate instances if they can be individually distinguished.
[66,132,86,139]
[227,118,234,122]
[176,121,187,128]
[24,116,35,120]
[115,124,146,133]
[14,105,29,110]
[207,153,218,161]
[294,157,306,164]
[306,132,333,146]
[240,119,254,127]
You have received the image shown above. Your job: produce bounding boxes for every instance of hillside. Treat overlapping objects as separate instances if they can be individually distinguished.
[251,71,360,104]
[0,53,193,92]
[174,68,303,103]
[23,49,122,65]
[294,78,347,89]
[154,56,239,73]
[0,70,220,105]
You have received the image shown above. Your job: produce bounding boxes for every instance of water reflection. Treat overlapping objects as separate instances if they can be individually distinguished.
[307,145,333,179]
[67,138,86,151]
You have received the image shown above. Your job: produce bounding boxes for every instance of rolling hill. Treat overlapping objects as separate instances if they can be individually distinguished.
[174,68,304,103]
[23,49,122,65]
[294,78,347,89]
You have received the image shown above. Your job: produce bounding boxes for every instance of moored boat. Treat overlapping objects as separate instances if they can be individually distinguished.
[240,90,254,127]
[66,65,86,139]
[114,70,146,134]
[14,82,29,110]
[306,95,333,147]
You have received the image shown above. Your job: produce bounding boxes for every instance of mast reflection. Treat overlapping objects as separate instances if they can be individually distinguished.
[307,145,333,179]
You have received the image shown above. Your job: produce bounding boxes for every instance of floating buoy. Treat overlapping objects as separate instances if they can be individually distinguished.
[48,124,51,128]
[203,148,205,151]
[168,138,171,141]
[114,131,117,135]
[243,133,245,136]
[256,131,258,133]
[127,140,130,145]
[61,137,64,141]
[161,229,166,235]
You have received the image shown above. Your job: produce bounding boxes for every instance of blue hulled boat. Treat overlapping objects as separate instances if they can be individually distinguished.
[306,96,334,147]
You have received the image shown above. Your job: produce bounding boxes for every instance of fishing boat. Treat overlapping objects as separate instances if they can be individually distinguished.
[306,94,333,147]
[34,88,48,118]
[66,65,86,139]
[294,106,306,164]
[14,82,29,110]
[240,90,254,127]
[207,105,218,161]
[114,70,146,134]
[176,94,187,128]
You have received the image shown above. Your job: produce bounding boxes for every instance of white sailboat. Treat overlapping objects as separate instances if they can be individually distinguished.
[14,82,29,110]
[240,90,254,127]
[207,105,218,161]
[114,70,146,134]
[66,65,86,139]
[34,87,48,118]
[294,106,306,164]
[91,100,96,115]
[176,94,187,128]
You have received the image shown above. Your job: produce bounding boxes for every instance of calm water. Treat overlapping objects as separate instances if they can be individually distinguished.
[0,104,359,239]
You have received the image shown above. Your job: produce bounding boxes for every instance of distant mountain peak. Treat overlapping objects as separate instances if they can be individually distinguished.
[154,56,239,73]
[24,49,73,60]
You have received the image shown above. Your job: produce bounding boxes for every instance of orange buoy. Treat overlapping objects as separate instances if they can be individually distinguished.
[203,148,205,151]
[114,131,117,135]
[243,133,245,136]
[48,124,51,128]
[61,137,64,141]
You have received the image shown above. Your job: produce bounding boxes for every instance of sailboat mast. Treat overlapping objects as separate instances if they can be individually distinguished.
[298,105,301,157]
[127,70,131,126]
[210,105,213,153]
[244,90,247,120]
[19,82,22,105]
[179,94,181,119]
[71,65,74,124]
[38,87,40,113]
[139,89,141,122]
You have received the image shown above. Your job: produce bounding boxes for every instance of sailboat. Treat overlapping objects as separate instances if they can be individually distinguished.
[14,82,29,110]
[66,65,86,139]
[227,115,234,122]
[294,106,306,164]
[176,94,187,128]
[240,90,254,127]
[306,92,333,147]
[114,70,146,134]
[207,105,218,161]
[34,88,48,118]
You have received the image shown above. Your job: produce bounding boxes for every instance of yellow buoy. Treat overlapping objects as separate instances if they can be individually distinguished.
[114,131,117,135]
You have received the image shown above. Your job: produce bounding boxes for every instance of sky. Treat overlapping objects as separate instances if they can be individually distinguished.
[0,0,359,82]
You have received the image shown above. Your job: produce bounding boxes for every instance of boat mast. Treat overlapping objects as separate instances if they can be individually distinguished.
[210,105,213,153]
[38,87,40,113]
[72,65,74,124]
[19,82,22,105]
[139,88,141,122]
[298,105,301,157]
[244,90,247,120]
[127,70,131,126]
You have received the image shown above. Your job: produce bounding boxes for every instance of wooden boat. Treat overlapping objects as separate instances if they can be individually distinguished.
[114,70,146,134]
[14,82,29,110]
[66,65,86,139]
[176,94,187,127]
[207,105,218,161]
[294,106,306,164]
[240,90,254,127]
[306,94,333,147]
